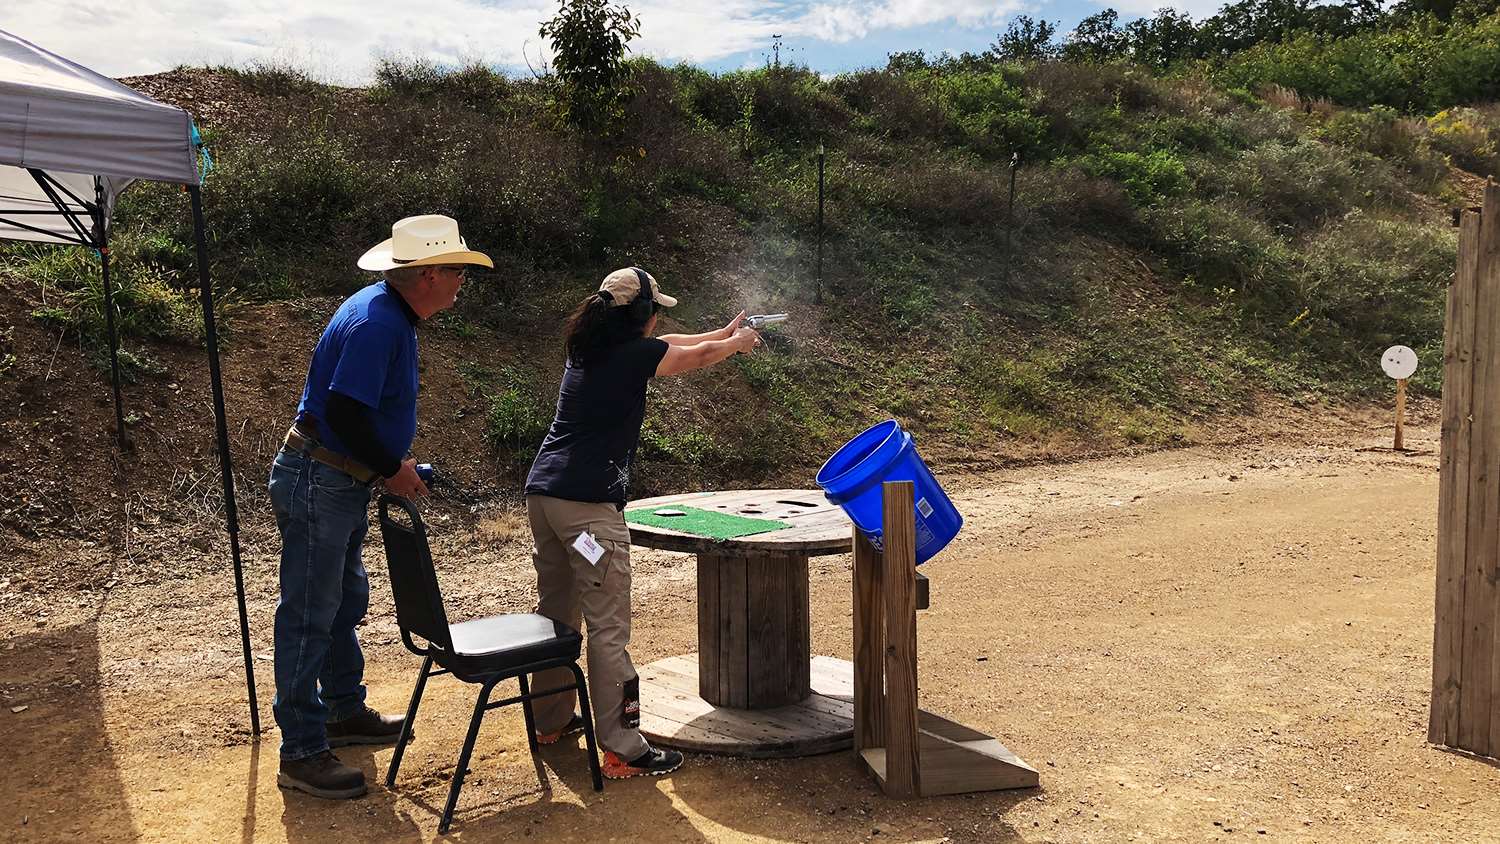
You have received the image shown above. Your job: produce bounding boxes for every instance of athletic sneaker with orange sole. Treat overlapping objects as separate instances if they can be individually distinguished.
[602,744,685,779]
[535,713,586,746]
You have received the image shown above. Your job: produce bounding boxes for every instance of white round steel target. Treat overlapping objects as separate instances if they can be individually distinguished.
[1381,345,1418,380]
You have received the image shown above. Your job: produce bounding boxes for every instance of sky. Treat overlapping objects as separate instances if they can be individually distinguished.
[4,0,1232,84]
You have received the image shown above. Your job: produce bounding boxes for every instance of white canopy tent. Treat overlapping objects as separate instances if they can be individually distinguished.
[0,29,259,736]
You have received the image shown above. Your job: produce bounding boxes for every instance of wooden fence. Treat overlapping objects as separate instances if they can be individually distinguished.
[1432,179,1500,756]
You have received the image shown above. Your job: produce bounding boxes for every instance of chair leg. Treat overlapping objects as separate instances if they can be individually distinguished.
[518,674,539,753]
[439,678,497,834]
[569,663,603,792]
[386,655,433,789]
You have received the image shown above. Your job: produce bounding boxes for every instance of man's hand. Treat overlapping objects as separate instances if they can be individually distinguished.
[722,310,747,339]
[385,457,430,499]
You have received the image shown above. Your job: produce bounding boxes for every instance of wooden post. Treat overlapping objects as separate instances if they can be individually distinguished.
[815,144,825,305]
[1434,179,1500,758]
[1394,378,1407,451]
[881,481,921,797]
[851,483,1040,796]
[1432,207,1481,746]
[853,531,885,753]
[1462,181,1500,757]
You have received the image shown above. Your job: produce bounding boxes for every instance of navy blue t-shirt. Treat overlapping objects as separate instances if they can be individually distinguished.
[296,281,419,461]
[525,337,670,507]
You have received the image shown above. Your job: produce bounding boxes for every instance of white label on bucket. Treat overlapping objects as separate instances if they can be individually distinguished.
[573,531,605,566]
[916,497,934,519]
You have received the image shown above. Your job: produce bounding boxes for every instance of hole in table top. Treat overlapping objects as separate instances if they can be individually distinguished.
[776,499,819,508]
[740,509,763,515]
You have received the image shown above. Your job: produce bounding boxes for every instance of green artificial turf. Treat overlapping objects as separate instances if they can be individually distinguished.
[624,505,791,539]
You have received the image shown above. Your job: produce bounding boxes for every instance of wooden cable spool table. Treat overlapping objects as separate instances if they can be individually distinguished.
[625,488,856,757]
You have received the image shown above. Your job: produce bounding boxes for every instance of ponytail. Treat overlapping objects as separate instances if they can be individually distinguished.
[564,292,652,367]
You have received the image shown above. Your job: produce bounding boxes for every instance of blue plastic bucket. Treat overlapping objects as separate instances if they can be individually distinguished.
[815,420,962,564]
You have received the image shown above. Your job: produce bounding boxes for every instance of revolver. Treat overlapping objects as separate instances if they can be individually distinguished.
[745,313,788,330]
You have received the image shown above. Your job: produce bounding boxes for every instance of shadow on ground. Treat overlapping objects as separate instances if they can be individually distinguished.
[0,620,139,842]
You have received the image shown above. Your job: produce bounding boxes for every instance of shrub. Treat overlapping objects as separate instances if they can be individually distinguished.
[1322,105,1446,184]
[1295,213,1455,358]
[372,59,515,115]
[1142,199,1297,309]
[835,151,1011,229]
[1023,62,1164,155]
[1208,140,1359,229]
[0,238,208,378]
[215,60,322,97]
[929,70,1048,157]
[1428,106,1500,175]
[207,125,365,249]
[1025,165,1138,230]
[1209,13,1500,112]
[1076,149,1190,204]
[472,365,553,454]
[830,70,949,142]
[1146,113,1248,155]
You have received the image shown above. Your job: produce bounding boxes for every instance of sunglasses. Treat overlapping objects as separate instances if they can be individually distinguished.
[435,265,469,279]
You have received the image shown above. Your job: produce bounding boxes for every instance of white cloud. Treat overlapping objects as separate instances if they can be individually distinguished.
[798,0,1021,41]
[6,0,551,83]
[5,0,1034,82]
[1099,0,1226,21]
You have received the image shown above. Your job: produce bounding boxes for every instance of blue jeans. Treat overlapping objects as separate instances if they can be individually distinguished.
[268,446,374,761]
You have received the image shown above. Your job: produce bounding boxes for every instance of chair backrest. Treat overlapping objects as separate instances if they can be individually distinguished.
[378,494,454,655]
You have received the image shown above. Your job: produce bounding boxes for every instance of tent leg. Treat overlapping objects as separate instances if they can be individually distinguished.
[99,246,126,450]
[94,180,126,451]
[189,185,259,739]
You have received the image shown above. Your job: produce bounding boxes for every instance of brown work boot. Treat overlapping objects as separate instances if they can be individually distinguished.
[326,705,404,747]
[278,750,367,800]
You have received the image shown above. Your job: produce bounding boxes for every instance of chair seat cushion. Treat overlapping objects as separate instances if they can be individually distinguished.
[445,613,582,672]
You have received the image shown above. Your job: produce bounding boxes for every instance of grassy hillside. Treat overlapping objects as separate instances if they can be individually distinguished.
[1,48,1493,492]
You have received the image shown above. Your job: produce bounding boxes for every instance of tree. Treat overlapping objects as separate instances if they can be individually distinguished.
[992,15,1058,61]
[539,0,641,133]
[1184,0,1390,59]
[1062,9,1129,63]
[1123,9,1200,69]
[885,50,931,73]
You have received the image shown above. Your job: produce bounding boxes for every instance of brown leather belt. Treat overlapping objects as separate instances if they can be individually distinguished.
[284,425,380,484]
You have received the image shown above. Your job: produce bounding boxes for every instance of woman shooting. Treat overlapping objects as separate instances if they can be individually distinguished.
[524,267,759,778]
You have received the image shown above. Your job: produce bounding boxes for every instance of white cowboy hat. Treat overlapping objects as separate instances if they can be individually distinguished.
[357,214,494,272]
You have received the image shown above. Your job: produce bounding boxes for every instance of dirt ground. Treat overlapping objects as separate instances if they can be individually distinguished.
[3,408,1498,842]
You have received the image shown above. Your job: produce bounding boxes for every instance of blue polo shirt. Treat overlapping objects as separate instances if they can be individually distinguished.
[296,281,419,461]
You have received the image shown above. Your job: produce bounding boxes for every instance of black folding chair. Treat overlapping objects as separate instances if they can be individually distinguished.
[378,494,603,833]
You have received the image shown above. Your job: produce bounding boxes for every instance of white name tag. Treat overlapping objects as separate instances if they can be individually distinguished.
[572,531,605,566]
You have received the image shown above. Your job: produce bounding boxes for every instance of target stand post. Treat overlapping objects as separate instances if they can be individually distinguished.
[852,480,1039,797]
[1395,377,1407,451]
[1382,346,1419,452]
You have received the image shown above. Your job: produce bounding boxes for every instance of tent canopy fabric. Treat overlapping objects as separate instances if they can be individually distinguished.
[0,28,198,244]
[0,27,258,736]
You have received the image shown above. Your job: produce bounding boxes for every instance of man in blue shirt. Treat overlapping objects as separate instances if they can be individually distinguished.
[270,215,491,800]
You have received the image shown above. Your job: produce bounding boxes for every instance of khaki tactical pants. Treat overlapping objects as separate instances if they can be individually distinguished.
[526,495,649,760]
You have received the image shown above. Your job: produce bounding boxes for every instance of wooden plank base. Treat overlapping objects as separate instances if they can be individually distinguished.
[638,654,854,758]
[859,709,1040,797]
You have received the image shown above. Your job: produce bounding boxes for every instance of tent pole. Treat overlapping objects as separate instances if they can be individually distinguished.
[189,185,259,739]
[94,179,127,451]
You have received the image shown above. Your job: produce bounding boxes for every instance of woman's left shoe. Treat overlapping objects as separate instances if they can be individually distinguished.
[536,713,586,745]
